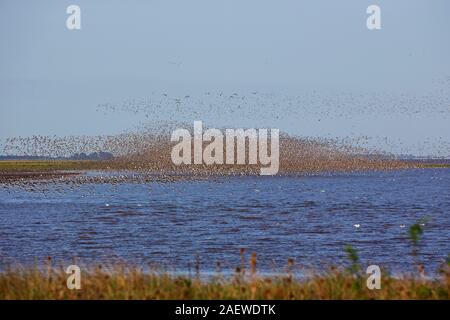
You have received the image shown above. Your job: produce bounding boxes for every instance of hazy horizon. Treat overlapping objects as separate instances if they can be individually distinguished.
[1,0,449,157]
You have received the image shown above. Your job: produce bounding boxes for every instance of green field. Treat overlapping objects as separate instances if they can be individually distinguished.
[1,159,449,173]
[420,163,450,168]
[0,160,110,172]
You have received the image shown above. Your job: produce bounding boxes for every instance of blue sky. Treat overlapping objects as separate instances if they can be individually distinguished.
[1,0,449,156]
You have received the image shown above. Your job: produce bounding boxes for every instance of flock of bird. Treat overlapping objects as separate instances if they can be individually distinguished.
[1,79,449,192]
[95,83,450,123]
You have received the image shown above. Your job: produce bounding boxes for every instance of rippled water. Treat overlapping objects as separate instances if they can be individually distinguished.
[0,169,449,275]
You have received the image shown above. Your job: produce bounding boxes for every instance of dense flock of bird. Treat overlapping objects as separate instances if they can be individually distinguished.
[1,82,449,191]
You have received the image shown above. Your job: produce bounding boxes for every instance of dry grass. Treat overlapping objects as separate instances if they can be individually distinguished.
[0,260,448,300]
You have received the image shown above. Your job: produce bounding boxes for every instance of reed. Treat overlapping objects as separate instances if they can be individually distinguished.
[0,254,448,300]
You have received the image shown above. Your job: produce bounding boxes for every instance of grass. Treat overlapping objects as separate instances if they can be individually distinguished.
[0,160,109,172]
[419,163,450,168]
[1,159,449,174]
[0,259,448,300]
[1,223,448,300]
[1,239,449,300]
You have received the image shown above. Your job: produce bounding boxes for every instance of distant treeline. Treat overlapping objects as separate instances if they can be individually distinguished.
[0,151,114,161]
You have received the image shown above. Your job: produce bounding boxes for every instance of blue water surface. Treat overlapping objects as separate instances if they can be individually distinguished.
[0,169,449,275]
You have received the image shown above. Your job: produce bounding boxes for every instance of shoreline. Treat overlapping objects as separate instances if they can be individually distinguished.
[1,159,449,183]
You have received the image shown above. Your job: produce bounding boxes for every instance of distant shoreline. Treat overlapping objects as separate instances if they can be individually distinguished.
[1,159,450,171]
[0,159,449,183]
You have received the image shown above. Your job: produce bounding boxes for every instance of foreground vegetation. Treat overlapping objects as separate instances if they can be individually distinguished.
[1,237,449,300]
[0,259,449,300]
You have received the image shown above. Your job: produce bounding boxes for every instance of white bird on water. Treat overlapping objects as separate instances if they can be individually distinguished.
[353,224,361,228]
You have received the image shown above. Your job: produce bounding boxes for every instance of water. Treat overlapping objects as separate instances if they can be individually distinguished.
[0,169,449,275]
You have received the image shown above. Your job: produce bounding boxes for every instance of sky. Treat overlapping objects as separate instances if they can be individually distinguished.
[1,0,449,156]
